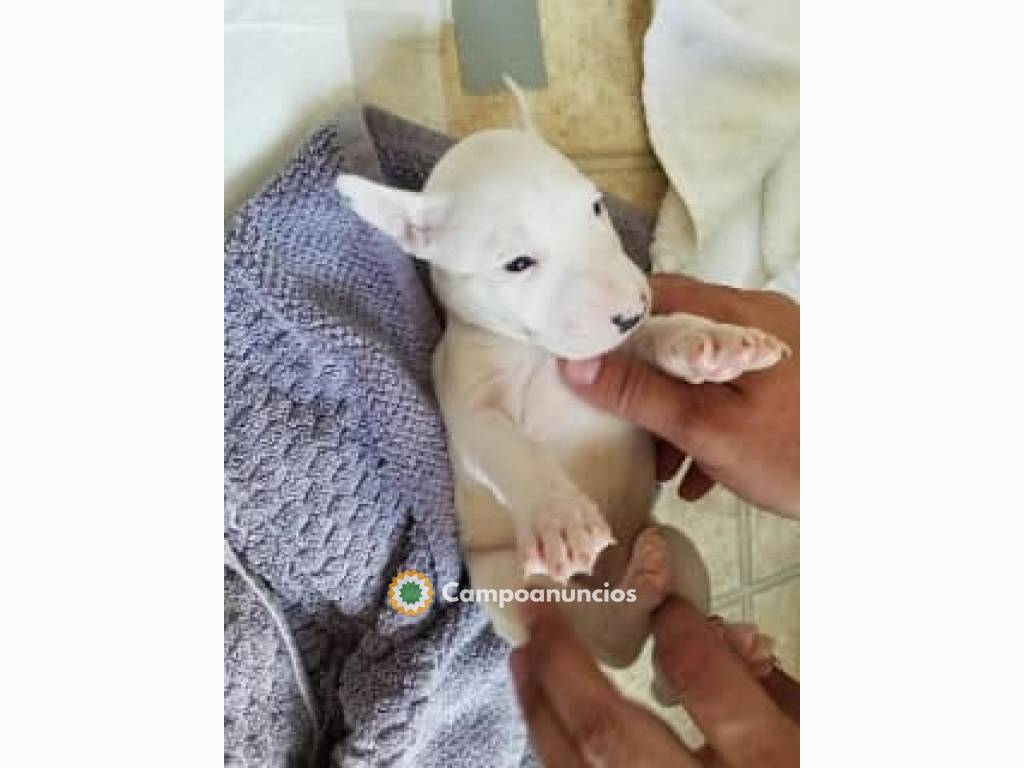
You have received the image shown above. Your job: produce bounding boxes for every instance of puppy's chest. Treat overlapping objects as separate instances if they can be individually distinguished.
[501,356,654,520]
[501,358,579,430]
[502,356,639,467]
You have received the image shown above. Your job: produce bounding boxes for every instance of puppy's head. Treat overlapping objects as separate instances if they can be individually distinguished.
[337,82,649,359]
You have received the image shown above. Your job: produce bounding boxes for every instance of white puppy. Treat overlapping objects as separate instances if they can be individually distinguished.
[338,87,786,667]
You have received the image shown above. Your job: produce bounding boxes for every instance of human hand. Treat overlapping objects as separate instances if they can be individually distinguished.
[510,598,799,767]
[559,275,799,518]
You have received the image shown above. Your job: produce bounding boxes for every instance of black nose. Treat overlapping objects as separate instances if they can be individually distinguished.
[611,311,644,334]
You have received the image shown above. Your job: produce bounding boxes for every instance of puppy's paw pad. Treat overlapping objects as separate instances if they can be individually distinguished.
[661,323,788,383]
[519,492,614,583]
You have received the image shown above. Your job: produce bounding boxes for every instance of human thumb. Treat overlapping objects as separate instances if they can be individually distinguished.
[559,351,720,459]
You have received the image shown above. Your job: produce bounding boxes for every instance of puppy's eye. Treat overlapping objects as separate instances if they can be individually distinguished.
[593,200,603,216]
[504,255,537,273]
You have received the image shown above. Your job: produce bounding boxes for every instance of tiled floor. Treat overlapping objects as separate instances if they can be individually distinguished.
[340,0,799,742]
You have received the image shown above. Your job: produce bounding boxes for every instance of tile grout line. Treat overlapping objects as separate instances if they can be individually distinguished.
[711,564,800,611]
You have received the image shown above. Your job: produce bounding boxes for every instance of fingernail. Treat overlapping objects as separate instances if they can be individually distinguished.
[561,357,602,386]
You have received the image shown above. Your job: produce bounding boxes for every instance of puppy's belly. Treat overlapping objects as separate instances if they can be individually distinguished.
[521,359,658,540]
[547,416,657,585]
[553,421,656,541]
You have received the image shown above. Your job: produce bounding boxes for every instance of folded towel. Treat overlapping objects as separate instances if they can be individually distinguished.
[643,0,799,298]
[223,105,653,767]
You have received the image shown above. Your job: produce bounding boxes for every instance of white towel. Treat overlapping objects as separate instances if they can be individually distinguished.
[643,0,800,298]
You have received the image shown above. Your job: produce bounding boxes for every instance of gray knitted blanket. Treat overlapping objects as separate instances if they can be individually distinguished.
[224,105,653,768]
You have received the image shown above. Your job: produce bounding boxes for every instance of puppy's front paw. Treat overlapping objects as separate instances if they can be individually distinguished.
[518,489,615,583]
[658,321,790,384]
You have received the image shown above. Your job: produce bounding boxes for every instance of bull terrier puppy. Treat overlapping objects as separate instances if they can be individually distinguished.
[338,83,786,669]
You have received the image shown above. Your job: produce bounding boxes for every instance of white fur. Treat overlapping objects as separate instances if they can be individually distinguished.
[337,87,786,665]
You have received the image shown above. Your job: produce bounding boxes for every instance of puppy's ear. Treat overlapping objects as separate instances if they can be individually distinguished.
[503,75,536,133]
[336,175,448,258]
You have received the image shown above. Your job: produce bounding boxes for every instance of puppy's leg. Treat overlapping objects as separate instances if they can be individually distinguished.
[574,527,674,668]
[462,547,625,650]
[465,547,533,646]
[466,536,672,668]
[646,524,712,705]
[631,314,789,384]
[656,523,711,613]
[447,409,615,583]
[564,525,706,668]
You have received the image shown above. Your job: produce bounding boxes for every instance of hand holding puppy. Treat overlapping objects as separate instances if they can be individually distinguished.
[511,598,799,767]
[561,275,800,519]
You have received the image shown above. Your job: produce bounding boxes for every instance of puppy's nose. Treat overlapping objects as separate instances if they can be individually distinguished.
[611,310,644,334]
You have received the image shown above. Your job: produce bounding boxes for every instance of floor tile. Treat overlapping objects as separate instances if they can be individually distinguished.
[750,506,800,580]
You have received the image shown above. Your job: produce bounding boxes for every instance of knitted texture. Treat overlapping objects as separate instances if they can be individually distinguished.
[223,105,653,767]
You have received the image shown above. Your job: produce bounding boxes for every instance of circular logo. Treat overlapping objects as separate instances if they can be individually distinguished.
[388,569,434,616]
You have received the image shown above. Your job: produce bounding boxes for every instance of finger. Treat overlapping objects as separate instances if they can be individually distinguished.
[518,603,636,766]
[656,440,684,481]
[648,274,743,323]
[653,597,799,767]
[510,650,588,768]
[694,745,727,768]
[678,462,715,501]
[761,667,800,724]
[559,351,735,465]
